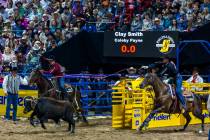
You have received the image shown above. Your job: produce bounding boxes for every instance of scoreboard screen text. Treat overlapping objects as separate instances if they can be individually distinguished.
[103,31,178,58]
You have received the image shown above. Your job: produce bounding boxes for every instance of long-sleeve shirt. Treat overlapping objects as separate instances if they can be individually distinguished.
[187,74,204,83]
[159,62,178,78]
[44,62,64,77]
[186,73,204,91]
[2,74,28,94]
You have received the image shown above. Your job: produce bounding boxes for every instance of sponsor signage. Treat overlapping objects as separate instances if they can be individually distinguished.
[0,89,38,117]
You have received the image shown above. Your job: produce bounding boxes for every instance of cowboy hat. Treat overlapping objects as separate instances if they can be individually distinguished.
[154,17,160,21]
[21,36,27,40]
[34,40,41,44]
[148,64,156,69]
[46,55,55,61]
[32,43,41,51]
[22,30,27,35]
[15,1,22,6]
[162,56,171,60]
[43,14,49,18]
[127,67,137,74]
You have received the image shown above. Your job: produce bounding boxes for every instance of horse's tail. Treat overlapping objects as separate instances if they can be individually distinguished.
[193,93,209,114]
[196,94,209,103]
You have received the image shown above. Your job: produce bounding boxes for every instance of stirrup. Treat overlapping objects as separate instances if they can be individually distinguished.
[181,108,186,113]
[67,88,73,93]
[56,90,62,93]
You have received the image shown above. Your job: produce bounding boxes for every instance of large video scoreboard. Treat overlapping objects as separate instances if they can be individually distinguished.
[103,31,178,58]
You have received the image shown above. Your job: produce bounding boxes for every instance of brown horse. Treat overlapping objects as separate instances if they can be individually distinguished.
[28,69,57,98]
[28,69,88,124]
[137,73,204,133]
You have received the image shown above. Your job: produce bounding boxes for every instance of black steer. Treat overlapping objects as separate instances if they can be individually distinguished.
[24,97,75,133]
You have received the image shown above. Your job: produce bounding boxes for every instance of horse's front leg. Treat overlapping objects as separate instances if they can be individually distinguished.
[176,110,191,132]
[137,107,162,132]
[30,111,37,127]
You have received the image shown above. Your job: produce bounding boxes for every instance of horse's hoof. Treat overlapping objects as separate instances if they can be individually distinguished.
[30,122,35,127]
[136,127,143,133]
[69,131,75,135]
[198,130,203,134]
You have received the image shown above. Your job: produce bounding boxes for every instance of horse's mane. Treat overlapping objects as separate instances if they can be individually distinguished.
[149,73,166,88]
[153,74,164,84]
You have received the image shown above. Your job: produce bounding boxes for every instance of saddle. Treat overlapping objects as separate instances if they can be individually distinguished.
[49,78,73,93]
[166,84,194,102]
[166,84,176,99]
[166,85,194,114]
[64,84,74,93]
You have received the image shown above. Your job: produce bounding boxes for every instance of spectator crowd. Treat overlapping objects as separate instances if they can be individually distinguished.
[0,0,210,73]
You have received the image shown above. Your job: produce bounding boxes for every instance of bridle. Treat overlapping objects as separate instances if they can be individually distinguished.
[30,71,56,97]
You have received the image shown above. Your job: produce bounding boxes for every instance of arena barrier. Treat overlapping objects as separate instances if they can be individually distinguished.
[112,78,210,130]
[0,74,119,118]
[64,74,118,116]
[0,87,38,118]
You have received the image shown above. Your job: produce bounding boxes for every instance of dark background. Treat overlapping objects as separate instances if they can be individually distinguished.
[43,25,210,74]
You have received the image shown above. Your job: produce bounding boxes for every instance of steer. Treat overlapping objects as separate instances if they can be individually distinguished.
[23,97,75,133]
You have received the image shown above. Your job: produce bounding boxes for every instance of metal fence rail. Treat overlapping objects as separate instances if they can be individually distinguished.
[0,73,209,117]
[63,74,120,116]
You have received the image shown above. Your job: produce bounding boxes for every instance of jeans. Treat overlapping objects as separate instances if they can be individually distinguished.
[57,77,65,92]
[176,74,186,108]
[6,93,18,121]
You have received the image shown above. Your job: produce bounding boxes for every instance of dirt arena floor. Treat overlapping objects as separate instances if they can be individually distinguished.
[0,118,209,140]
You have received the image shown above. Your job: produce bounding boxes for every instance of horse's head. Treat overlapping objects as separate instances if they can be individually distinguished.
[140,73,156,89]
[28,69,42,85]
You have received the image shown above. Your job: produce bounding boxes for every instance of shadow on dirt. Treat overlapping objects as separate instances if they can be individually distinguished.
[4,130,68,135]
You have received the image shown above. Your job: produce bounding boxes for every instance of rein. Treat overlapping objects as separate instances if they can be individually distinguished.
[41,88,56,97]
[31,73,56,97]
[73,85,80,111]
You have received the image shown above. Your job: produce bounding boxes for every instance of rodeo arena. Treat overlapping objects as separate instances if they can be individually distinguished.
[1,0,210,140]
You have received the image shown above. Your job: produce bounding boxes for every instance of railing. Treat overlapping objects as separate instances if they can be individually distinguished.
[0,73,209,116]
[0,73,121,116]
[182,75,210,83]
[52,74,210,117]
[63,74,120,116]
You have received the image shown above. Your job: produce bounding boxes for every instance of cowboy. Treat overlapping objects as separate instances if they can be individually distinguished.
[187,67,204,91]
[148,64,160,74]
[187,67,204,84]
[2,66,28,123]
[159,56,187,110]
[26,41,42,65]
[41,56,65,94]
[152,18,164,31]
[126,67,138,79]
[22,41,43,73]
